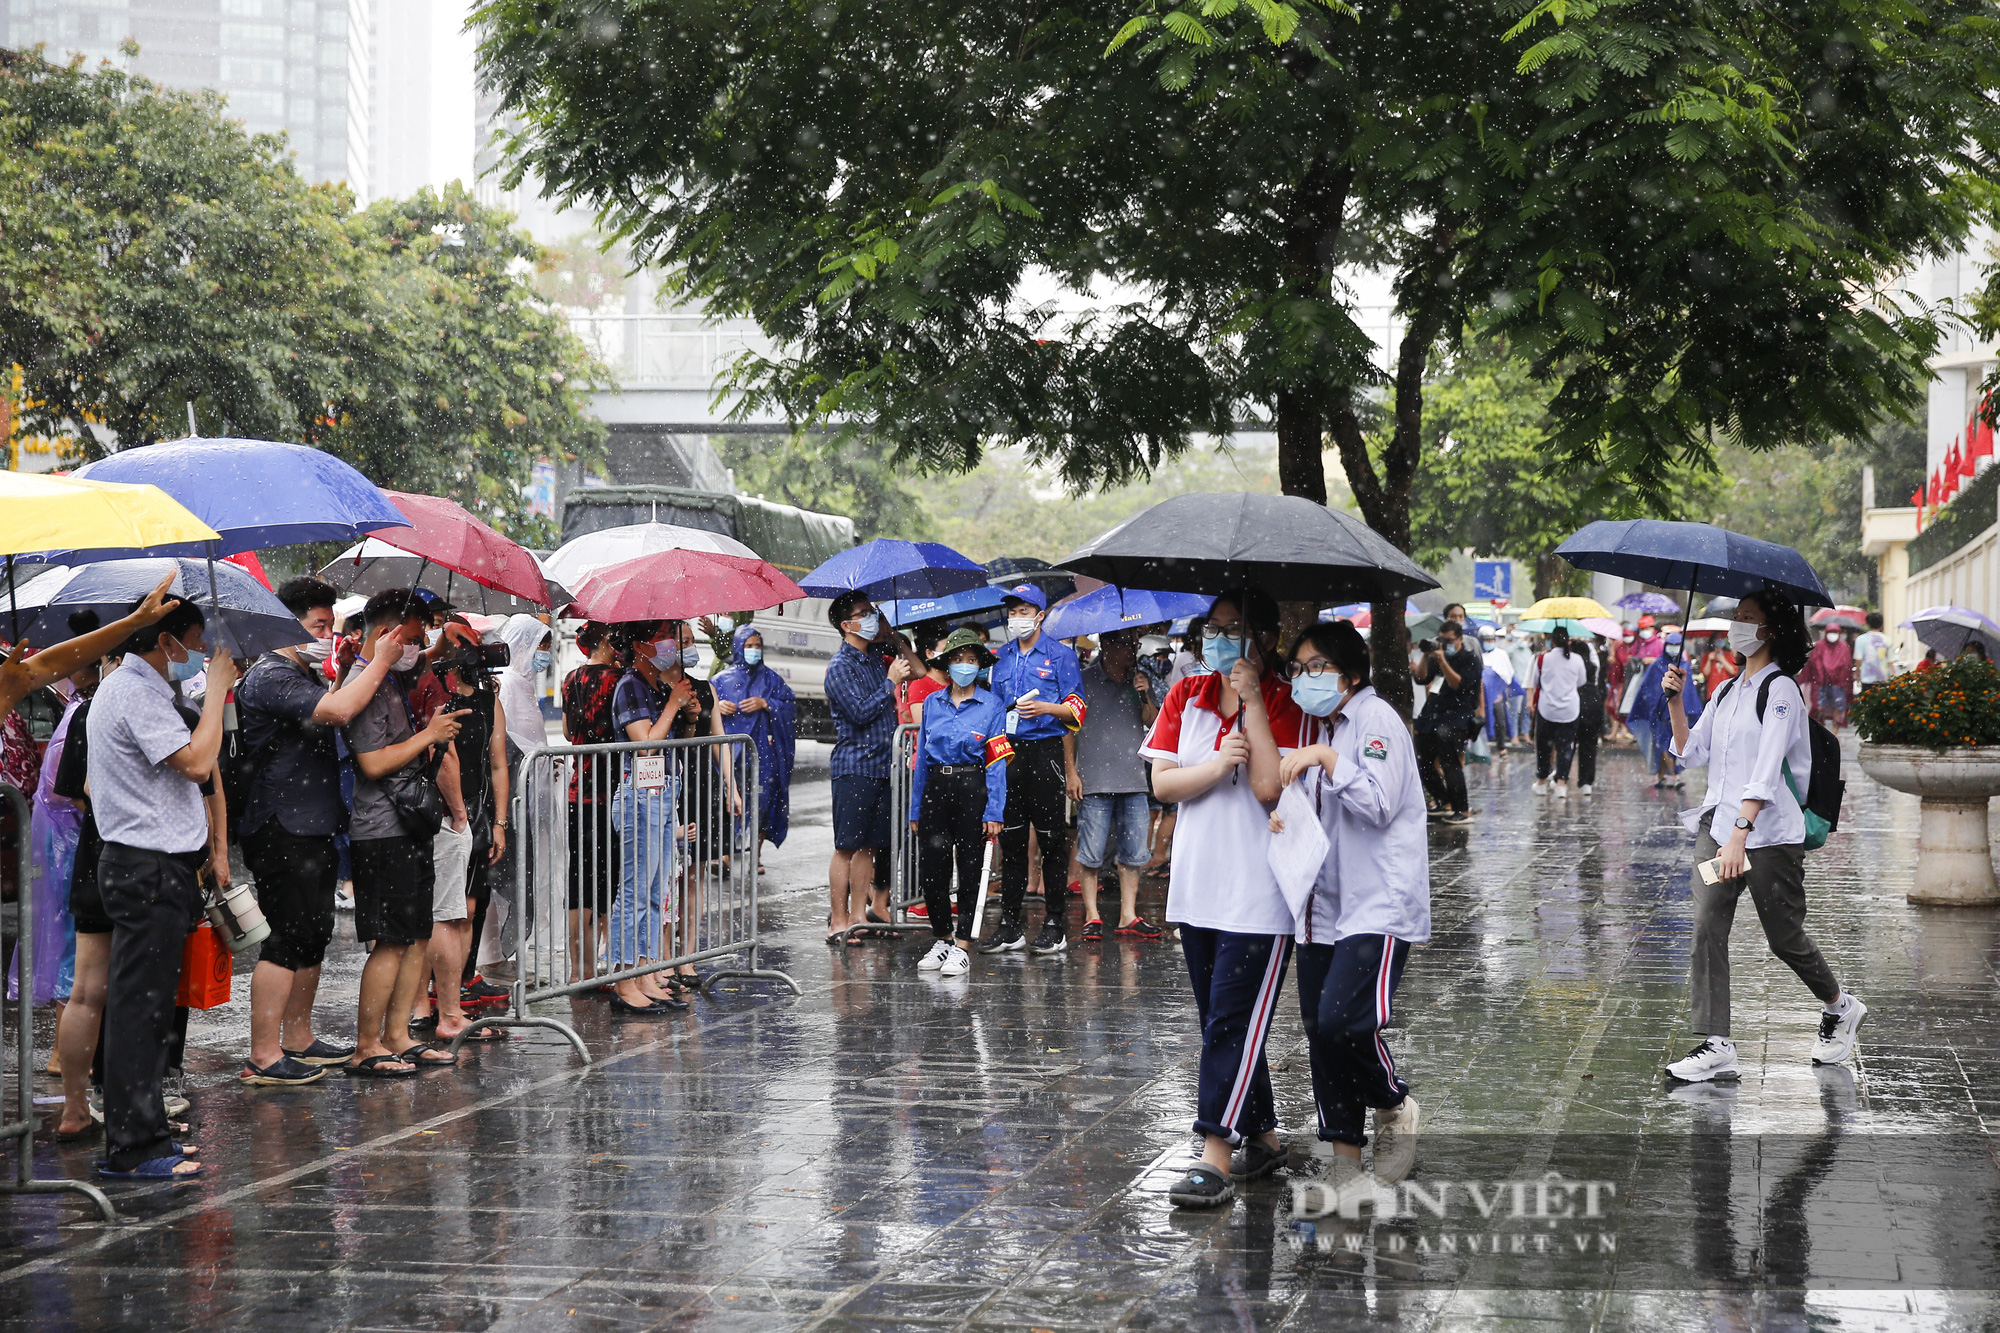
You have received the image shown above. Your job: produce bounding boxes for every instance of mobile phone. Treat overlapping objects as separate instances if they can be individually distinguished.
[1697,857,1723,885]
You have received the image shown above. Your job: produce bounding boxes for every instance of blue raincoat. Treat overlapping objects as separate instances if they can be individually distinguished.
[711,624,797,847]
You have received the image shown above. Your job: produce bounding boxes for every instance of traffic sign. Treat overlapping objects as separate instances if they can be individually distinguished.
[1473,559,1513,605]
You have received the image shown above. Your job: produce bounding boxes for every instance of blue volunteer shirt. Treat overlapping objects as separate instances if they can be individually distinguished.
[990,632,1086,743]
[907,687,1013,823]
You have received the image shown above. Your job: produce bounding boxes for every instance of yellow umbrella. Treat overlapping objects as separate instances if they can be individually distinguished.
[1522,595,1614,621]
[0,471,220,557]
[0,471,220,638]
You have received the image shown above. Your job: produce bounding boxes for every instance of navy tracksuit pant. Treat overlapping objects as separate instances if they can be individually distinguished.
[1296,933,1412,1146]
[1180,926,1292,1144]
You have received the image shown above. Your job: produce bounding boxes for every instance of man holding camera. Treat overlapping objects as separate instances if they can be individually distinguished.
[235,578,406,1086]
[341,590,468,1077]
[1411,620,1483,825]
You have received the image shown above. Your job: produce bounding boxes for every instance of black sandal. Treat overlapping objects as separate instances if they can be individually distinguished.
[346,1054,419,1078]
[394,1042,458,1067]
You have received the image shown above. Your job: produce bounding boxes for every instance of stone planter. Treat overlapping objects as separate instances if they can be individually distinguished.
[1856,744,2000,905]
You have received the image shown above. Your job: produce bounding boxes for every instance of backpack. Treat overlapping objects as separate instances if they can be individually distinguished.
[1711,672,1843,850]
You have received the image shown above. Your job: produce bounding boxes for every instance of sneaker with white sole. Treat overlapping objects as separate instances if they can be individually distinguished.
[978,918,1026,954]
[1532,780,1550,795]
[1666,1036,1740,1082]
[1292,1163,1396,1219]
[1579,784,1594,795]
[1555,783,1570,799]
[1371,1096,1419,1184]
[916,939,952,972]
[1810,995,1867,1065]
[1029,922,1068,955]
[939,944,970,976]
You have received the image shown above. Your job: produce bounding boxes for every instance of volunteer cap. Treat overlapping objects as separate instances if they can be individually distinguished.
[1002,584,1047,610]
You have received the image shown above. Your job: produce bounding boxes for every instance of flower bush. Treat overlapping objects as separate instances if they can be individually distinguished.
[1852,657,2000,751]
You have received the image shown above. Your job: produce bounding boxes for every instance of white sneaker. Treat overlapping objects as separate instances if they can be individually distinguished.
[1555,783,1570,799]
[1666,1036,1740,1082]
[1579,784,1594,796]
[1292,1165,1397,1220]
[1811,995,1867,1065]
[939,945,970,977]
[1532,780,1550,795]
[1371,1096,1420,1184]
[916,939,952,972]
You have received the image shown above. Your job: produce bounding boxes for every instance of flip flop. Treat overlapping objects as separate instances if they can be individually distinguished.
[440,1024,508,1042]
[345,1054,419,1078]
[394,1042,458,1067]
[96,1156,201,1179]
[53,1121,100,1143]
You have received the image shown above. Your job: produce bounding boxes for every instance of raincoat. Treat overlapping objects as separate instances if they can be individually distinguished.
[9,692,80,1002]
[711,624,796,847]
[496,614,551,756]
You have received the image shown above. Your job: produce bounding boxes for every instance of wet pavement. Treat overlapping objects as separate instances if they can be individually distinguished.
[5,735,2000,1331]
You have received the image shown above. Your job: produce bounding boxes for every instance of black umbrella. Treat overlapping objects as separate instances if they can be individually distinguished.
[1060,493,1439,602]
[317,540,572,617]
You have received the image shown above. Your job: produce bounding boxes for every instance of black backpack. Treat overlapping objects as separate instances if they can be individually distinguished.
[1712,672,1843,847]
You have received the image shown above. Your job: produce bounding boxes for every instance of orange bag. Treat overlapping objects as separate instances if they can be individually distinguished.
[176,923,232,1009]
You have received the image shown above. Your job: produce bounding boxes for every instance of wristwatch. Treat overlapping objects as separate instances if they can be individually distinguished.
[1732,816,1755,832]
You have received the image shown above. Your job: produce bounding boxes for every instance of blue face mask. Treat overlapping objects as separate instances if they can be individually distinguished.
[680,646,703,670]
[1205,633,1245,677]
[948,662,980,688]
[742,647,763,666]
[1289,671,1345,717]
[165,638,204,682]
[532,649,552,673]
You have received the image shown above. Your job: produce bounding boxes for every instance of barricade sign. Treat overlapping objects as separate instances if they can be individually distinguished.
[451,733,798,1062]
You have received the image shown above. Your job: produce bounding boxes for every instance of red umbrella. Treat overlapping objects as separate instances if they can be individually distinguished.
[374,490,552,607]
[566,549,805,623]
[1810,605,1867,630]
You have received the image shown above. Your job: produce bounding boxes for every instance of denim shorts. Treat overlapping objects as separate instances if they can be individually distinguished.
[1075,791,1150,869]
[832,774,891,851]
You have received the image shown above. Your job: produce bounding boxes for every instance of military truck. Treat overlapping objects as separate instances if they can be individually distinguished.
[561,486,857,740]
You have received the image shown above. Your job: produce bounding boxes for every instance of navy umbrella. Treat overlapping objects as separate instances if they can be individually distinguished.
[800,539,988,601]
[1554,520,1832,609]
[1061,493,1439,602]
[28,558,308,657]
[879,584,1006,628]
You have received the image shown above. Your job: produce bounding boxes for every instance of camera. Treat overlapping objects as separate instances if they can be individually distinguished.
[1417,639,1440,655]
[440,641,511,677]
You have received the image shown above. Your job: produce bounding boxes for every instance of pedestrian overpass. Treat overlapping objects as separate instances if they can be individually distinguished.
[568,313,790,434]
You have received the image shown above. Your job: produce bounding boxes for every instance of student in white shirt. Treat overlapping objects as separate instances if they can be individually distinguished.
[1663,587,1865,1083]
[1142,587,1303,1210]
[1271,623,1429,1213]
[1528,627,1589,796]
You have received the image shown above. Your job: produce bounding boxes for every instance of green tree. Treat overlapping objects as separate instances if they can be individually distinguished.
[0,46,357,449]
[476,0,2000,703]
[1408,339,1720,600]
[711,431,932,542]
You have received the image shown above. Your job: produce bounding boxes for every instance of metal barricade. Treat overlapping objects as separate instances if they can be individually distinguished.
[0,782,115,1221]
[452,734,798,1062]
[879,723,931,932]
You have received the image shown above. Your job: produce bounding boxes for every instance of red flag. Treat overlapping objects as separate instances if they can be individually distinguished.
[1944,449,1961,500]
[223,550,272,589]
[1929,467,1942,506]
[1954,439,1973,481]
[1972,400,1995,465]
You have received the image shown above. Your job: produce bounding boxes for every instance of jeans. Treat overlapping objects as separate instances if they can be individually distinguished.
[1507,693,1529,741]
[1536,717,1579,782]
[609,779,676,968]
[1075,792,1150,869]
[1630,717,1657,770]
[98,843,201,1171]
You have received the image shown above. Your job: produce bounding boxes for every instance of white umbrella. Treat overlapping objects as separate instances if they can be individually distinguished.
[543,522,759,592]
[1686,617,1734,633]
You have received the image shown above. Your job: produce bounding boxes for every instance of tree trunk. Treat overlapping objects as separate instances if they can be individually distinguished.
[1534,553,1564,602]
[1275,389,1326,505]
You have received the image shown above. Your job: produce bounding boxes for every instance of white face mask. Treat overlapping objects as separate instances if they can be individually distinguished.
[395,643,424,672]
[1007,616,1037,641]
[425,627,443,647]
[848,612,881,641]
[1639,628,1654,640]
[1727,620,1766,658]
[297,636,334,665]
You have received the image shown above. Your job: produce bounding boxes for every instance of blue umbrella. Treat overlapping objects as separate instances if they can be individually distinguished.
[1043,585,1214,640]
[1323,598,1427,622]
[27,557,308,657]
[1614,591,1683,615]
[879,584,1006,627]
[1554,520,1832,608]
[56,438,409,559]
[800,539,988,601]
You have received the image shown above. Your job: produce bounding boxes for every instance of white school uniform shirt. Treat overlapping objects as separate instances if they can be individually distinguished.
[1293,686,1431,946]
[1140,672,1305,935]
[1528,649,1587,723]
[1669,661,1811,849]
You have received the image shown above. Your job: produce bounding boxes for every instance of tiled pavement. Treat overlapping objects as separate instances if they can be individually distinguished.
[3,737,1998,1331]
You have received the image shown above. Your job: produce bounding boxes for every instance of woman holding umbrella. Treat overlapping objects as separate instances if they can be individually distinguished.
[1141,587,1305,1209]
[1661,589,1865,1081]
[712,623,797,875]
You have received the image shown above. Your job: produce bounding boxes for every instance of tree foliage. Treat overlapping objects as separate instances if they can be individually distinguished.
[1407,338,1721,599]
[0,50,605,537]
[475,0,2000,698]
[711,431,933,542]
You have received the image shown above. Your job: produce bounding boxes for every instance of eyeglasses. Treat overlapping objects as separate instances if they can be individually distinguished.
[1284,662,1339,680]
[1200,625,1246,642]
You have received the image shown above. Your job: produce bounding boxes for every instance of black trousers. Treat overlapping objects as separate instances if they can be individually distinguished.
[917,768,986,941]
[1000,736,1069,926]
[98,842,201,1171]
[1536,717,1580,782]
[1415,729,1468,813]
[1575,714,1600,785]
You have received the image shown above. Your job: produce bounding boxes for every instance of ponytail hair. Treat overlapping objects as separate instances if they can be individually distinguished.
[1550,626,1577,659]
[1739,587,1810,677]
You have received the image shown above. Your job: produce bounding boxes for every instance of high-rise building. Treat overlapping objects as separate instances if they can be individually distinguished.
[4,0,370,201]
